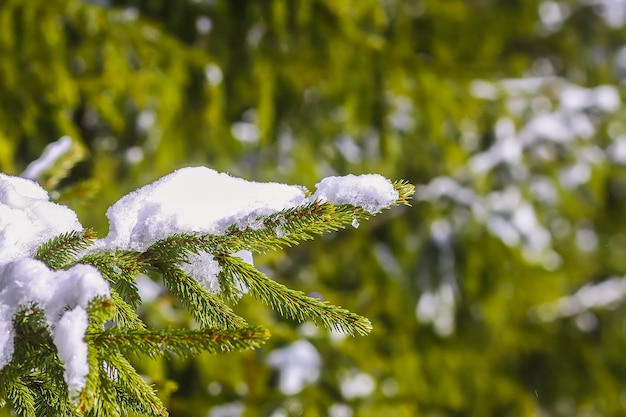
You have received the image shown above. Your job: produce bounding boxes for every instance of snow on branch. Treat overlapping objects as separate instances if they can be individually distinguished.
[0,166,413,414]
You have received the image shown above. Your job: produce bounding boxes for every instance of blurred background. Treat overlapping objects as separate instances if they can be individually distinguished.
[3,0,626,415]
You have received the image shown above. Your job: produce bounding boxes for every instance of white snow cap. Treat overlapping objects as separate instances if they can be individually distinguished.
[101,167,308,251]
[312,174,399,214]
[0,173,82,264]
[101,167,399,252]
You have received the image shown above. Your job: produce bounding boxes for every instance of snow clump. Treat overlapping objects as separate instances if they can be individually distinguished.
[312,174,399,214]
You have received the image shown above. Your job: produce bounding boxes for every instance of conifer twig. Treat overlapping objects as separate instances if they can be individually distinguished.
[102,353,167,417]
[219,255,373,336]
[35,229,96,270]
[158,263,249,329]
[90,327,270,357]
[76,252,143,308]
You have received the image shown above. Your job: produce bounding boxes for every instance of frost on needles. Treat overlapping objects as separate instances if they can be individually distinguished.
[0,167,414,416]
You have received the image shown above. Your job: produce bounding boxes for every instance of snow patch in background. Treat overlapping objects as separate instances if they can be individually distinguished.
[417,75,622,334]
[339,370,376,399]
[329,403,354,417]
[136,274,163,302]
[267,340,321,395]
[208,401,244,417]
[530,276,626,331]
[21,136,73,181]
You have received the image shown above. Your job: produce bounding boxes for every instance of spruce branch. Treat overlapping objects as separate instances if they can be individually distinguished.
[141,235,246,305]
[143,180,414,259]
[30,372,79,417]
[102,352,167,417]
[392,179,416,207]
[158,263,249,329]
[35,229,96,270]
[212,201,361,254]
[89,367,120,417]
[11,307,59,372]
[219,255,373,336]
[3,376,36,417]
[76,251,143,308]
[78,345,102,416]
[90,326,269,357]
[108,290,146,330]
[1,167,413,416]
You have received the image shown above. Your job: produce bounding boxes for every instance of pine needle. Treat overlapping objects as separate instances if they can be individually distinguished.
[35,229,97,270]
[220,255,373,336]
[159,264,249,329]
[90,326,270,357]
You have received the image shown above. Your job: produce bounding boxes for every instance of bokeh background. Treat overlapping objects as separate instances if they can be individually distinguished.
[3,0,626,416]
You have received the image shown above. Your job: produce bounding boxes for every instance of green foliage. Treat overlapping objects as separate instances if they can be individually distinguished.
[4,0,626,416]
[35,229,97,271]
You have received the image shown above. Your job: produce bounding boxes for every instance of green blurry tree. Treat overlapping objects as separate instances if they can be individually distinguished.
[2,0,626,416]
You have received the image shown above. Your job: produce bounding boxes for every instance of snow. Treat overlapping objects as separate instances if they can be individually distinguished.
[267,340,321,394]
[100,167,308,252]
[54,307,90,394]
[592,0,626,28]
[329,403,354,417]
[312,174,399,214]
[180,251,222,293]
[530,276,626,325]
[101,167,398,252]
[209,401,245,417]
[0,173,82,264]
[136,274,163,302]
[420,75,620,272]
[416,282,456,337]
[339,370,376,399]
[21,136,73,181]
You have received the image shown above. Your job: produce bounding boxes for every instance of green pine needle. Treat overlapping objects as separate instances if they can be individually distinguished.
[158,264,249,329]
[90,326,270,357]
[77,251,143,308]
[35,229,97,270]
[220,255,373,336]
[4,377,36,417]
[102,353,167,417]
[392,179,415,207]
[108,290,146,330]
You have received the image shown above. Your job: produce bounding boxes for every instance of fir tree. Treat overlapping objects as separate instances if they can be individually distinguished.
[0,156,414,417]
